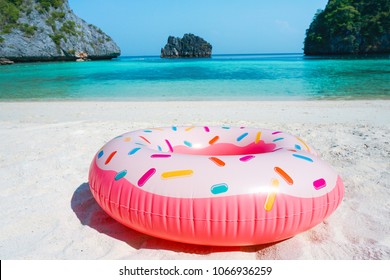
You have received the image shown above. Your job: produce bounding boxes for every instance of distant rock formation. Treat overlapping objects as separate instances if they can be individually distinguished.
[161,33,212,58]
[304,0,390,55]
[0,57,14,65]
[0,0,120,63]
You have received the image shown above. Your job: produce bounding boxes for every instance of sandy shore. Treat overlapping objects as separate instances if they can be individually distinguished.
[0,100,389,259]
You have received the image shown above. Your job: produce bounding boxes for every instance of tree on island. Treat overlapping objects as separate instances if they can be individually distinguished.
[304,0,390,55]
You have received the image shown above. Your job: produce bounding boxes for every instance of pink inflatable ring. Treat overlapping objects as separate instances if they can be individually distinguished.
[89,126,344,246]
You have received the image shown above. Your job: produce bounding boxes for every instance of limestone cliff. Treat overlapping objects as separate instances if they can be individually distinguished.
[161,33,212,58]
[0,0,120,62]
[304,0,390,55]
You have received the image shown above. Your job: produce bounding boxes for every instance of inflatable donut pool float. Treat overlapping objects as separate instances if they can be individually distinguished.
[89,126,344,246]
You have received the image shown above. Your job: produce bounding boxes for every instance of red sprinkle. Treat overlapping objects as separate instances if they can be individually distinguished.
[105,151,117,165]
[139,135,151,144]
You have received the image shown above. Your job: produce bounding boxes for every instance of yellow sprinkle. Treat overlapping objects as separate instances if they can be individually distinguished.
[123,137,131,142]
[264,178,279,212]
[255,131,261,144]
[297,137,310,152]
[161,169,194,179]
[185,126,195,131]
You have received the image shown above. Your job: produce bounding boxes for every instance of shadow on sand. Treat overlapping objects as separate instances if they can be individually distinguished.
[71,182,278,255]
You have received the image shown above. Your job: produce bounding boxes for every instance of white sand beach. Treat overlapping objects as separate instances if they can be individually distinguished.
[0,100,389,260]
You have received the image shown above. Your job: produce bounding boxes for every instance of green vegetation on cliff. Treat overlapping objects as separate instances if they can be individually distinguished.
[1,0,120,61]
[304,0,390,55]
[37,0,64,12]
[0,0,77,47]
[0,0,65,25]
[0,0,20,27]
[0,0,65,35]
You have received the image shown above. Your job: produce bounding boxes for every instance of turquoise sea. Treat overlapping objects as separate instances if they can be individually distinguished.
[0,53,389,101]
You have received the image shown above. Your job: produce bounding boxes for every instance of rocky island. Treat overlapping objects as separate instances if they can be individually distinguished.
[0,0,120,63]
[161,33,212,58]
[304,0,390,55]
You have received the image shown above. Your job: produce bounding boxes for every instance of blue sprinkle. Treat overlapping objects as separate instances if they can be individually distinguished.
[114,135,123,139]
[237,132,249,142]
[172,126,177,131]
[128,147,141,155]
[97,150,104,159]
[135,142,145,146]
[211,183,229,195]
[114,170,127,180]
[222,126,230,129]
[184,140,192,147]
[295,144,302,150]
[273,137,284,142]
[157,145,162,151]
[144,130,152,133]
[292,154,313,162]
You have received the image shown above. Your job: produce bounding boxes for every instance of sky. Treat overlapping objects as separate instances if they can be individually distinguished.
[68,0,329,56]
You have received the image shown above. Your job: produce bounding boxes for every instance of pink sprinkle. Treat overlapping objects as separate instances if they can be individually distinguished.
[165,139,173,152]
[138,168,156,187]
[313,178,327,190]
[204,126,210,132]
[151,154,172,158]
[239,155,255,162]
[272,131,283,135]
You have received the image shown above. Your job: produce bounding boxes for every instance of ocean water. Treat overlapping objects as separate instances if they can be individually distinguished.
[0,53,389,101]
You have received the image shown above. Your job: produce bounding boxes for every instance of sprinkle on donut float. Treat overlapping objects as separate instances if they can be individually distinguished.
[88,126,344,246]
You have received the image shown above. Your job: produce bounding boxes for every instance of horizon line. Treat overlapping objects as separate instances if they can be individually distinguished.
[118,52,304,57]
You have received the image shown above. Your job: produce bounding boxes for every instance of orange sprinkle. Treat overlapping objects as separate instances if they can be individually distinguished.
[105,151,117,165]
[209,136,220,145]
[274,166,294,185]
[209,157,225,167]
[139,135,151,144]
[123,137,131,142]
[255,131,261,144]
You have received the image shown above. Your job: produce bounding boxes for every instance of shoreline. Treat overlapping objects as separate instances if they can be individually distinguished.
[1,100,389,125]
[0,100,389,259]
[1,95,390,101]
